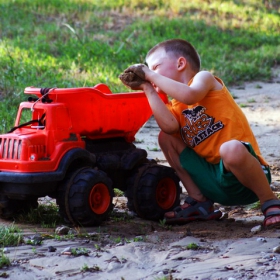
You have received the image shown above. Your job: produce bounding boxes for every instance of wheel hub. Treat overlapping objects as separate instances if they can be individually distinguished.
[89,183,110,214]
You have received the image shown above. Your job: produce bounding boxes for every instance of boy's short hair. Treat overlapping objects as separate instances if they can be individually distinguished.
[146,39,201,73]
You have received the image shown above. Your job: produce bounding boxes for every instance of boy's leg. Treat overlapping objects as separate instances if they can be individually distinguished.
[158,131,222,223]
[220,140,280,227]
[158,131,207,202]
[159,133,280,227]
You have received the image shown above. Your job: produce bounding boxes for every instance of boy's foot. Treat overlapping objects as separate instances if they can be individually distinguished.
[261,200,280,229]
[164,197,222,225]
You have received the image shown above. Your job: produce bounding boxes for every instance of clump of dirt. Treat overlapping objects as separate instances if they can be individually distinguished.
[119,64,146,90]
[119,72,144,90]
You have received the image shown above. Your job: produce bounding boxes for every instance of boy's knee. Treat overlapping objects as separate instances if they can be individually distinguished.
[220,140,247,164]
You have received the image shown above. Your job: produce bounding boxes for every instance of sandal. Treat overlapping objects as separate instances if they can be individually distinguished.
[164,197,222,225]
[261,199,280,229]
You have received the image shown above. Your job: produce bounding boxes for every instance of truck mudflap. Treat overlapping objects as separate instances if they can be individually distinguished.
[0,148,96,184]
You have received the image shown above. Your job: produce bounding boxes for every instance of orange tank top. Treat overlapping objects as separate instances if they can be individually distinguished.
[166,76,268,165]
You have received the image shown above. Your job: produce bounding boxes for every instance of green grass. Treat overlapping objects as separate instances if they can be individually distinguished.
[0,0,279,132]
[0,252,10,269]
[0,224,23,247]
[15,202,63,227]
[186,242,199,250]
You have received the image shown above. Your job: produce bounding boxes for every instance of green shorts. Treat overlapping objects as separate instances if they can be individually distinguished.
[179,142,271,206]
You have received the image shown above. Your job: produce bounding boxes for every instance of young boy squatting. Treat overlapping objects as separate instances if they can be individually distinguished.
[119,38,280,228]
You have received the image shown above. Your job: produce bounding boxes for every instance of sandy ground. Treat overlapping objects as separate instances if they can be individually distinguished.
[1,69,280,280]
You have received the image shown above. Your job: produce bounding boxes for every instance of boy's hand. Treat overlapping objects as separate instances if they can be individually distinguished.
[123,64,147,80]
[119,71,146,90]
[119,64,148,90]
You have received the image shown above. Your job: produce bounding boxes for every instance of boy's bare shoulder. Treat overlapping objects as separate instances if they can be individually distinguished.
[192,71,217,84]
[193,71,223,91]
[194,70,215,79]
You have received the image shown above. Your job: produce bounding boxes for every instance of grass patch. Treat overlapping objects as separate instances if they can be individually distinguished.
[246,201,261,210]
[247,98,256,103]
[81,263,101,272]
[0,252,10,269]
[186,242,199,250]
[114,188,124,197]
[0,224,23,247]
[71,247,90,256]
[0,0,279,132]
[239,103,250,108]
[158,219,172,230]
[16,202,63,228]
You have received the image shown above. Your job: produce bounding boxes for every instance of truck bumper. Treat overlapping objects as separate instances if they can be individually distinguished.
[0,148,96,198]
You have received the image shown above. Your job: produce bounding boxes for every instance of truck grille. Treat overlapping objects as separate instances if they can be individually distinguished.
[0,138,22,160]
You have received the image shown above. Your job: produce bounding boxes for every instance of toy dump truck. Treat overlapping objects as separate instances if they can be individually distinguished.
[0,84,181,226]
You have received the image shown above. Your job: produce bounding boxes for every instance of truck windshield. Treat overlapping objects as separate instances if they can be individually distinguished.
[11,108,46,132]
[19,108,33,125]
[23,108,46,128]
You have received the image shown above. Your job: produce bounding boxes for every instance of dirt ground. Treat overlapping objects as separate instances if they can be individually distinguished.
[1,69,280,280]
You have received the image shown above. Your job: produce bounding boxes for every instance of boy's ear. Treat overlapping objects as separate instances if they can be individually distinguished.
[177,57,187,71]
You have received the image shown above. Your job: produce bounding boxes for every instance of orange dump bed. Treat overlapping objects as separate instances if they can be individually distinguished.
[24,84,168,142]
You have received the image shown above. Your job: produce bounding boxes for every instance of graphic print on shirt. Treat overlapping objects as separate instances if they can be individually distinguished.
[181,105,224,147]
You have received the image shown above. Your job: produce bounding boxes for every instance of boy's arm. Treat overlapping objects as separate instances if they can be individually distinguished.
[124,64,219,105]
[119,71,179,134]
[142,83,179,134]
[147,71,216,104]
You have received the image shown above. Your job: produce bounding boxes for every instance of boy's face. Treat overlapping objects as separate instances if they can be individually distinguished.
[146,48,179,82]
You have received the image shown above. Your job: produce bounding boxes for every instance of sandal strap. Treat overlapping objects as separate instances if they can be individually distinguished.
[261,199,280,213]
[184,197,214,207]
[171,197,215,218]
[184,196,198,206]
[173,205,184,214]
[265,210,280,218]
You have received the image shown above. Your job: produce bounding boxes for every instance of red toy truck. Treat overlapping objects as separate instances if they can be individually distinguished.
[0,84,181,226]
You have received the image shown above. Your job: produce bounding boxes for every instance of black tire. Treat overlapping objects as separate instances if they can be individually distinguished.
[125,175,137,212]
[57,167,114,226]
[126,164,181,220]
[0,195,38,219]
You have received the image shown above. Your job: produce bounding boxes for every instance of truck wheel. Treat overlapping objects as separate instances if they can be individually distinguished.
[126,164,181,220]
[58,167,114,226]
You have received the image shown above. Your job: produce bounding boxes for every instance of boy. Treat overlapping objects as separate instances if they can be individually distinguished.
[119,38,280,228]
